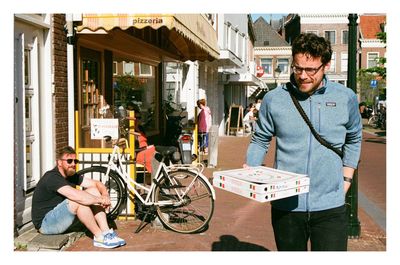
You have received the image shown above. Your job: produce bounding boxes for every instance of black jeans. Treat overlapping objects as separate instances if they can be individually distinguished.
[271,205,348,251]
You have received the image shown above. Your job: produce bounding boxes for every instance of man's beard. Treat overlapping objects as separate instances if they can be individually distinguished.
[65,167,76,177]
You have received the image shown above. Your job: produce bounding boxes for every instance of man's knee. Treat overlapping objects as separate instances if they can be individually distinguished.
[68,187,102,214]
[67,199,80,214]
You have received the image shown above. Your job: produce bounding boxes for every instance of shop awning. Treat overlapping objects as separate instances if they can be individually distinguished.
[224,72,267,88]
[76,14,219,61]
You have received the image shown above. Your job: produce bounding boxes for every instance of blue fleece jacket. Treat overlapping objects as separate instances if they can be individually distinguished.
[246,75,362,212]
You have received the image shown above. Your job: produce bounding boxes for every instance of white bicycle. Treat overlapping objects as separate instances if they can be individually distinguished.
[76,137,216,234]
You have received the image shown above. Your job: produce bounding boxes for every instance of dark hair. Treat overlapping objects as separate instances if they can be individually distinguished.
[57,146,76,160]
[292,33,332,64]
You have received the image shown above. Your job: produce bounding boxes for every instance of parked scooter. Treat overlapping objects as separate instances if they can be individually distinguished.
[165,108,197,164]
[178,132,198,164]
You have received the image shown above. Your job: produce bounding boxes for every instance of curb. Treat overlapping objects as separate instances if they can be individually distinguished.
[14,229,85,251]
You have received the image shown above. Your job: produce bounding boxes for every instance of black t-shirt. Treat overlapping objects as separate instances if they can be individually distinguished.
[31,167,83,229]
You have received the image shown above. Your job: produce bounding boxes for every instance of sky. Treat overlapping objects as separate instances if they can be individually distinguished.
[251,14,287,23]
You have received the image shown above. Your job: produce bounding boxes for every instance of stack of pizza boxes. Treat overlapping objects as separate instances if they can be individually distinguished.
[212,166,310,202]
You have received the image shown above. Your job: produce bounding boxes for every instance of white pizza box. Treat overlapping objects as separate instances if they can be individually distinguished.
[213,178,309,203]
[214,172,310,194]
[212,166,309,193]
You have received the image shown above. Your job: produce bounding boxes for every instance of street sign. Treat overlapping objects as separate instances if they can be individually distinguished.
[256,65,264,77]
[370,79,378,89]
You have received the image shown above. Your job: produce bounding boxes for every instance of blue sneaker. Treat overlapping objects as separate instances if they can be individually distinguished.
[108,229,126,246]
[93,233,120,249]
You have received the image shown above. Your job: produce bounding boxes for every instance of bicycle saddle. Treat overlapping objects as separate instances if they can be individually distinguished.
[155,146,178,156]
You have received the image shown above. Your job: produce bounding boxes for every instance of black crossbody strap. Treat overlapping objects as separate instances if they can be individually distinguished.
[286,82,344,159]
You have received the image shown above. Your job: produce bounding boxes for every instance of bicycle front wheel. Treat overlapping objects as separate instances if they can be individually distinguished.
[154,169,214,234]
[76,166,126,220]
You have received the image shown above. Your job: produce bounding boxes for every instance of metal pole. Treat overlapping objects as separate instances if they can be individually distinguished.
[346,13,361,238]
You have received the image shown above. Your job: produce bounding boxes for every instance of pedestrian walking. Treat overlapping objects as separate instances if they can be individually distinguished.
[31,146,126,249]
[197,98,212,154]
[245,33,362,251]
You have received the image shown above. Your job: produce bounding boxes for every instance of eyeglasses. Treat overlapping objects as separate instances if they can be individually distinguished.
[61,159,79,164]
[291,63,324,76]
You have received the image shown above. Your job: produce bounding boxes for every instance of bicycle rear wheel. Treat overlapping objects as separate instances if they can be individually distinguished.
[368,115,379,128]
[154,169,214,234]
[76,166,126,219]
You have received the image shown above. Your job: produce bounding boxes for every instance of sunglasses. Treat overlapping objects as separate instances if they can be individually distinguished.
[61,159,79,164]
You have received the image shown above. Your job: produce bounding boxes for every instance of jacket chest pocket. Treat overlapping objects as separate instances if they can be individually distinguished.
[316,102,347,134]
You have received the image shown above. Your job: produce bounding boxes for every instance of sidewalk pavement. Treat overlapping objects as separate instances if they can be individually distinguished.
[16,124,386,251]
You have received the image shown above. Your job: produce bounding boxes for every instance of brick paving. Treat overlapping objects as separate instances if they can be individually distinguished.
[65,126,386,252]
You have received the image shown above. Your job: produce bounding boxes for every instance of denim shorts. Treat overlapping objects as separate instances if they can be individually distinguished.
[39,199,76,234]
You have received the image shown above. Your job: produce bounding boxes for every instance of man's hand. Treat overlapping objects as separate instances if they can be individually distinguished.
[99,195,111,210]
[243,163,249,168]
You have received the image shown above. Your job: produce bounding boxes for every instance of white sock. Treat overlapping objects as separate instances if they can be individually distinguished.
[94,234,104,241]
[102,229,113,236]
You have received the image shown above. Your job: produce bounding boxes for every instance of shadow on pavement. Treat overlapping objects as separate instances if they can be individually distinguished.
[212,235,269,251]
[375,131,386,137]
[365,137,386,144]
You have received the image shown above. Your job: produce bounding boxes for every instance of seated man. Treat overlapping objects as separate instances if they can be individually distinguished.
[31,146,125,249]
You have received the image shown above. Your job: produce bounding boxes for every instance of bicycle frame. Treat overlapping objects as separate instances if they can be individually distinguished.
[104,143,215,209]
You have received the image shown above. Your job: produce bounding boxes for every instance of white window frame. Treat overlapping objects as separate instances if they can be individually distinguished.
[237,32,244,61]
[123,61,135,75]
[328,52,336,72]
[277,58,290,75]
[113,61,118,75]
[324,30,336,44]
[261,58,273,76]
[341,52,348,72]
[367,52,380,68]
[306,30,319,35]
[242,36,247,64]
[139,63,152,76]
[342,30,349,44]
[225,22,230,50]
[18,34,41,191]
[231,27,238,54]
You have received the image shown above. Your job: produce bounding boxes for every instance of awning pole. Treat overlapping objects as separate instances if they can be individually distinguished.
[66,14,75,147]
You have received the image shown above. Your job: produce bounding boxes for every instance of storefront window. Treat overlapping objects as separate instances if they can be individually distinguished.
[164,62,188,115]
[79,47,102,148]
[113,57,158,136]
[78,47,159,148]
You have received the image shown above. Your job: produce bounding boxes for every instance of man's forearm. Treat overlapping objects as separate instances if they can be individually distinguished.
[343,166,355,193]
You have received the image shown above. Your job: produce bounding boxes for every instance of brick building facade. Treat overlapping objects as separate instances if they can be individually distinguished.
[14,14,69,233]
[52,14,69,151]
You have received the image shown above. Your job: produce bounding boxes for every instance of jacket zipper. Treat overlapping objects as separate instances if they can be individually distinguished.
[306,96,312,211]
[318,102,321,132]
